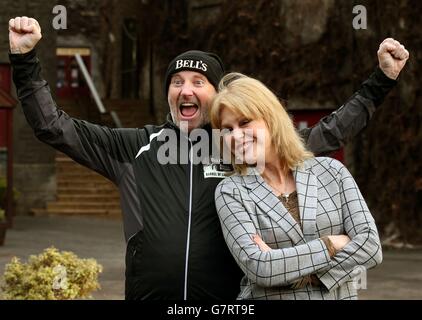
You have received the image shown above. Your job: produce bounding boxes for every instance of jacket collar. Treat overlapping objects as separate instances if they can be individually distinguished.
[165,113,179,130]
[242,160,318,243]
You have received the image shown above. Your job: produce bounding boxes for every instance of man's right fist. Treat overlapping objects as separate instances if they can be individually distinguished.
[9,17,42,54]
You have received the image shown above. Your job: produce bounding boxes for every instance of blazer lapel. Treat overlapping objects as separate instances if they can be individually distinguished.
[293,164,318,241]
[243,171,306,246]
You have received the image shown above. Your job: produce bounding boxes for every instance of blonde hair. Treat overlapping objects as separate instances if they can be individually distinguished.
[210,72,313,174]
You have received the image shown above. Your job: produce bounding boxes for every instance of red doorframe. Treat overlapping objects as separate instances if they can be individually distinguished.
[0,64,15,228]
[291,110,344,162]
[0,64,11,92]
[0,64,12,147]
[56,48,91,99]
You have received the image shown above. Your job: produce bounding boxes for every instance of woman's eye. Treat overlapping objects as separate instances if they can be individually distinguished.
[195,80,205,86]
[240,119,250,126]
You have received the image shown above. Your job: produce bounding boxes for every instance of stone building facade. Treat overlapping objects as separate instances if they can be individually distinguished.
[0,0,58,216]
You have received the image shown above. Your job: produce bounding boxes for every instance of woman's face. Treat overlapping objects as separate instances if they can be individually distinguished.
[219,107,274,168]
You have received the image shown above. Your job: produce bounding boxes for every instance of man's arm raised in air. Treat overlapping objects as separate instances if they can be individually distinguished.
[300,38,410,156]
[8,17,141,183]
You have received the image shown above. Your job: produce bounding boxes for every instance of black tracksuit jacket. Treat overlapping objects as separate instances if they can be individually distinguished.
[10,49,396,300]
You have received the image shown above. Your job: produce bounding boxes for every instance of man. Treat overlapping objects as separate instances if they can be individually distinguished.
[8,16,408,300]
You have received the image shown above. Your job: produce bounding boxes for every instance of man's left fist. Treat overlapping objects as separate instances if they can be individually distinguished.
[378,38,410,80]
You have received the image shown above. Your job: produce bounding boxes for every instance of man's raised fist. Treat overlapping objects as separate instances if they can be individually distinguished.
[378,38,410,80]
[9,17,42,54]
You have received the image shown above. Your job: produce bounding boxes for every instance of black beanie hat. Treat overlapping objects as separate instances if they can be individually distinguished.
[164,50,225,96]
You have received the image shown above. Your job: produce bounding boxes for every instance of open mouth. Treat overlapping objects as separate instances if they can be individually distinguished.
[179,103,199,119]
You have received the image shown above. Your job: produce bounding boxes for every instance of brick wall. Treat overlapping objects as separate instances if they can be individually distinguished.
[0,0,58,215]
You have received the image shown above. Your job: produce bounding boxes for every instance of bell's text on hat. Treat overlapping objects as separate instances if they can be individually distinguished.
[175,59,208,72]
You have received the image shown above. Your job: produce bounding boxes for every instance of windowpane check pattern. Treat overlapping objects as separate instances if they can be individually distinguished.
[215,157,382,300]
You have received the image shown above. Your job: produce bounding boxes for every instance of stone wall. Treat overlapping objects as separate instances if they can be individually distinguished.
[142,0,421,242]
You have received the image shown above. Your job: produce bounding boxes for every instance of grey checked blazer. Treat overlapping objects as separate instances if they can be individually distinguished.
[215,157,382,300]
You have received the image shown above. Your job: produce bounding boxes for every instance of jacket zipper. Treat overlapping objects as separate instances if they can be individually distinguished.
[184,138,194,300]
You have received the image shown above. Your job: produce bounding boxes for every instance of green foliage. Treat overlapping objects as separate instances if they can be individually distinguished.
[0,177,20,208]
[0,247,103,300]
[0,208,4,222]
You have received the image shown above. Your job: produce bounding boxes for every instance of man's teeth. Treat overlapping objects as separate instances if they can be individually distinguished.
[179,103,198,117]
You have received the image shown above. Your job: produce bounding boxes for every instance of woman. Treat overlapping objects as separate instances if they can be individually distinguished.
[210,73,383,300]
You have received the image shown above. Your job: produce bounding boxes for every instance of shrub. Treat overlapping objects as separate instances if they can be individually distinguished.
[0,247,103,300]
[0,177,20,212]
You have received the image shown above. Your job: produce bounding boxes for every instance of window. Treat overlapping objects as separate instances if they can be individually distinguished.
[56,48,91,98]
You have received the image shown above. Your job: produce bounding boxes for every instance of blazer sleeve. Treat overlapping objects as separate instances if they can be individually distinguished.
[316,161,383,291]
[300,67,397,156]
[9,49,142,184]
[215,179,332,288]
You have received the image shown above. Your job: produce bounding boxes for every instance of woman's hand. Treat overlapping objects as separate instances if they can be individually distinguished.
[253,234,271,252]
[254,234,323,289]
[327,235,351,252]
[254,232,351,258]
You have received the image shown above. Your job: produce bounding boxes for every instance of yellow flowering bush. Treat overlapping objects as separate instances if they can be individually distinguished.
[0,247,103,300]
